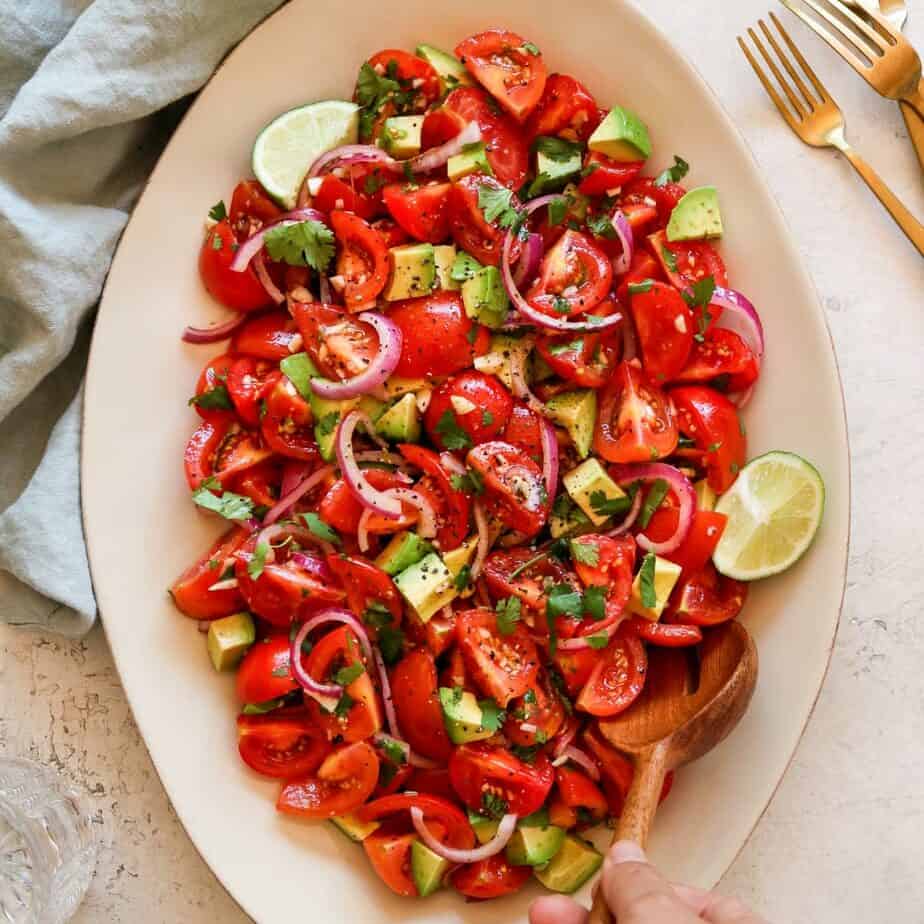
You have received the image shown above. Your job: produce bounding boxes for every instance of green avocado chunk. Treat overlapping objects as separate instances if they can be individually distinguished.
[545,389,597,459]
[666,185,723,242]
[533,834,603,894]
[506,823,566,867]
[374,531,433,576]
[415,44,474,93]
[380,115,423,158]
[207,612,255,672]
[433,244,459,291]
[394,552,457,623]
[411,839,451,897]
[438,687,494,744]
[467,809,501,844]
[448,141,494,182]
[530,140,583,196]
[588,106,652,162]
[462,265,510,330]
[376,393,421,442]
[384,242,436,300]
[330,812,380,842]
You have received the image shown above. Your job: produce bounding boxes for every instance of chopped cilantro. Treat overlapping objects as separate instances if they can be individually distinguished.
[271,664,290,678]
[317,410,340,437]
[333,691,355,717]
[639,552,657,609]
[637,478,669,529]
[547,196,567,226]
[707,441,723,453]
[452,685,464,705]
[188,384,233,411]
[589,489,633,519]
[523,688,537,705]
[434,410,472,450]
[481,791,509,819]
[530,136,583,162]
[247,541,270,581]
[451,251,483,282]
[587,211,617,240]
[191,478,254,522]
[208,200,227,222]
[654,155,690,187]
[511,744,540,764]
[587,632,610,649]
[521,41,541,55]
[377,736,407,766]
[552,295,571,314]
[482,410,494,426]
[263,220,335,273]
[584,585,606,621]
[377,626,405,665]
[478,698,506,733]
[535,729,548,744]
[241,697,285,715]
[363,601,393,630]
[363,171,386,196]
[301,511,341,546]
[681,275,717,341]
[580,160,601,178]
[547,584,584,619]
[210,233,223,251]
[454,564,472,592]
[477,183,524,231]
[548,338,583,357]
[660,244,679,273]
[569,538,599,567]
[627,279,655,295]
[496,596,522,636]
[334,663,365,686]
[450,468,484,495]
[402,160,415,183]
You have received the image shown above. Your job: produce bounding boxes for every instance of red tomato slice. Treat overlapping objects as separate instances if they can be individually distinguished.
[576,625,647,717]
[668,562,748,627]
[318,468,419,535]
[503,669,566,747]
[326,554,402,626]
[627,616,703,647]
[424,371,512,450]
[277,741,379,818]
[553,646,598,698]
[548,794,578,829]
[390,648,453,764]
[578,153,645,197]
[358,792,475,849]
[593,361,678,463]
[670,385,746,492]
[620,177,687,230]
[229,179,283,235]
[290,301,381,382]
[363,828,418,897]
[614,249,665,302]
[501,402,545,465]
[170,526,249,619]
[229,310,300,360]
[455,607,539,707]
[235,635,299,705]
[183,419,270,490]
[483,547,579,620]
[630,280,695,382]
[198,219,272,312]
[569,534,636,633]
[230,459,281,508]
[408,767,457,803]
[527,230,613,319]
[467,441,550,537]
[641,508,727,578]
[312,163,390,221]
[649,229,729,290]
[675,328,759,390]
[260,371,319,462]
[226,357,274,428]
[556,765,608,817]
[382,181,453,244]
[329,210,389,309]
[525,73,601,142]
[191,353,236,423]
[449,743,554,817]
[450,855,533,899]
[237,708,330,779]
[388,291,490,378]
[449,173,520,266]
[456,30,547,122]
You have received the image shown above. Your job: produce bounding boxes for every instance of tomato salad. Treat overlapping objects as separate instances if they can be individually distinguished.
[174,30,776,901]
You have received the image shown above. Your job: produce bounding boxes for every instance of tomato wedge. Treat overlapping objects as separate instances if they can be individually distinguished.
[326,555,402,626]
[329,210,389,309]
[630,280,694,381]
[237,708,330,779]
[390,648,453,764]
[424,371,512,450]
[455,30,547,122]
[675,328,759,391]
[198,219,272,312]
[628,616,703,647]
[382,181,453,244]
[527,230,613,319]
[229,310,301,360]
[358,792,475,849]
[641,508,727,578]
[578,152,645,196]
[363,828,418,896]
[576,625,647,717]
[569,534,636,632]
[169,526,248,620]
[277,741,379,818]
[649,229,729,290]
[503,669,566,747]
[191,353,236,424]
[556,765,608,818]
[260,371,319,462]
[535,299,622,389]
[235,635,299,705]
[449,744,554,817]
[449,173,520,266]
[668,563,748,627]
[525,73,601,143]
[450,855,533,899]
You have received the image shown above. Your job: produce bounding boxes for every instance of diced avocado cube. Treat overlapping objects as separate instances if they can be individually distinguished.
[545,390,597,459]
[241,697,286,715]
[531,146,583,196]
[588,106,652,162]
[628,554,683,621]
[433,244,459,291]
[357,394,386,421]
[450,250,483,285]
[330,812,380,842]
[562,182,590,221]
[415,43,473,93]
[563,458,626,526]
[375,393,421,442]
[375,531,434,576]
[473,333,530,391]
[462,265,509,330]
[442,536,478,579]
[381,376,429,399]
[380,115,423,159]
[666,186,723,242]
[411,839,450,897]
[694,478,717,512]
[533,835,603,894]
[438,687,493,744]
[467,809,501,844]
[550,496,593,539]
[448,141,494,182]
[309,393,354,462]
[384,243,436,300]
[207,612,255,672]
[506,824,566,867]
[394,552,456,623]
[531,350,555,383]
[279,352,320,400]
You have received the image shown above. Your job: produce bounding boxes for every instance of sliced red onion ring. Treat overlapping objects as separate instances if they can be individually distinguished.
[610,210,635,275]
[509,339,551,418]
[252,250,285,304]
[539,418,559,500]
[373,646,401,739]
[512,232,543,288]
[551,745,601,781]
[382,488,437,538]
[501,195,624,334]
[307,144,400,180]
[336,410,403,517]
[408,121,481,174]
[557,618,621,651]
[438,452,467,476]
[289,608,375,709]
[552,722,578,758]
[410,807,518,864]
[310,312,402,399]
[709,287,765,360]
[263,464,335,526]
[182,313,247,344]
[470,500,491,580]
[611,463,695,555]
[254,523,320,563]
[230,208,327,274]
[357,509,373,553]
[604,486,644,537]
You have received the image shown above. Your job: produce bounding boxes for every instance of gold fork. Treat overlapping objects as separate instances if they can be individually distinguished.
[779,0,924,116]
[739,13,924,256]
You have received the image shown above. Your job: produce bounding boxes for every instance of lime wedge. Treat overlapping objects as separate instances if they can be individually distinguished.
[712,451,825,581]
[252,100,360,209]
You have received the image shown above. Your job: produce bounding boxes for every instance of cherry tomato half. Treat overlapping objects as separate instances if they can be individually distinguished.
[237,708,330,779]
[390,648,453,764]
[424,371,512,450]
[450,855,533,899]
[630,281,694,382]
[525,73,601,143]
[527,230,613,319]
[235,635,299,705]
[330,210,389,309]
[169,527,248,620]
[198,219,272,312]
[668,562,748,627]
[576,625,647,717]
[382,181,453,244]
[449,174,520,266]
[277,741,379,818]
[449,743,554,816]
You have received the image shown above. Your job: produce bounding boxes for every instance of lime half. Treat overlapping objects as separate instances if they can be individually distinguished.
[252,100,359,209]
[712,451,825,581]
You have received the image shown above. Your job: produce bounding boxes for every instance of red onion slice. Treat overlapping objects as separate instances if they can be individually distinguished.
[509,339,551,418]
[411,807,517,864]
[604,486,644,537]
[307,144,400,180]
[512,232,544,289]
[310,312,402,399]
[262,464,335,526]
[611,463,695,555]
[609,210,635,275]
[252,250,285,304]
[408,121,481,174]
[710,287,765,360]
[182,313,247,344]
[551,721,579,758]
[335,410,403,517]
[557,618,622,651]
[230,207,328,274]
[470,500,491,580]
[373,646,401,739]
[551,745,601,781]
[539,418,559,501]
[382,488,437,538]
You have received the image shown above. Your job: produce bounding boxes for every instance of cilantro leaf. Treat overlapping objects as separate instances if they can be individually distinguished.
[301,511,341,546]
[355,61,400,108]
[241,697,286,715]
[548,338,583,357]
[496,596,522,636]
[363,601,394,630]
[263,220,335,273]
[589,489,633,519]
[377,736,407,766]
[627,279,655,295]
[523,688,537,705]
[481,791,509,819]
[271,663,291,678]
[637,478,670,529]
[450,469,484,495]
[530,136,583,163]
[454,564,472,592]
[377,626,405,665]
[363,170,386,196]
[547,584,584,619]
[521,41,541,55]
[333,691,355,717]
[552,295,571,314]
[435,410,472,450]
[654,155,690,188]
[188,384,233,411]
[511,744,540,764]
[482,410,494,426]
[569,539,599,567]
[451,250,483,282]
[681,275,717,342]
[478,698,506,733]
[639,552,658,609]
[587,633,610,649]
[477,183,524,231]
[247,541,270,581]
[586,211,618,240]
[208,200,227,222]
[547,196,567,227]
[191,479,254,522]
[317,411,340,438]
[584,585,606,621]
[334,663,365,686]
[660,244,679,273]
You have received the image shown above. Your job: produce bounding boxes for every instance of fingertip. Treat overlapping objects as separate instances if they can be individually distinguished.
[607,839,648,865]
[529,894,589,924]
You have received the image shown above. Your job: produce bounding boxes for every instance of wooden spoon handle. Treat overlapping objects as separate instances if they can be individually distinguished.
[587,742,671,924]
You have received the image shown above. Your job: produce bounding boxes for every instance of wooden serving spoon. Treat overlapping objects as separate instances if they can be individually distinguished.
[587,620,759,924]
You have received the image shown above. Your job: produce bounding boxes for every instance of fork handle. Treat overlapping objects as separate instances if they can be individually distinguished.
[837,143,924,256]
[899,101,924,174]
[899,82,924,122]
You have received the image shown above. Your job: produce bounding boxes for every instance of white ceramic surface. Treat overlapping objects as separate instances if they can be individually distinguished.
[80,1,850,921]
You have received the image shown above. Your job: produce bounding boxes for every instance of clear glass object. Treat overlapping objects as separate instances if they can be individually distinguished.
[0,758,97,924]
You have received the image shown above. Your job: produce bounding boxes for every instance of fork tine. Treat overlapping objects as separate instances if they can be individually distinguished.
[817,0,895,50]
[746,23,808,120]
[779,0,875,70]
[738,32,800,131]
[768,12,831,103]
[760,16,818,110]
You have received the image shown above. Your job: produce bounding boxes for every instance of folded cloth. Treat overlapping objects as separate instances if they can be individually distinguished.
[0,0,283,637]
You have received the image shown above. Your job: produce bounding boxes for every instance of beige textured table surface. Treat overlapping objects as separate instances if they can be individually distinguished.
[2,2,924,921]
